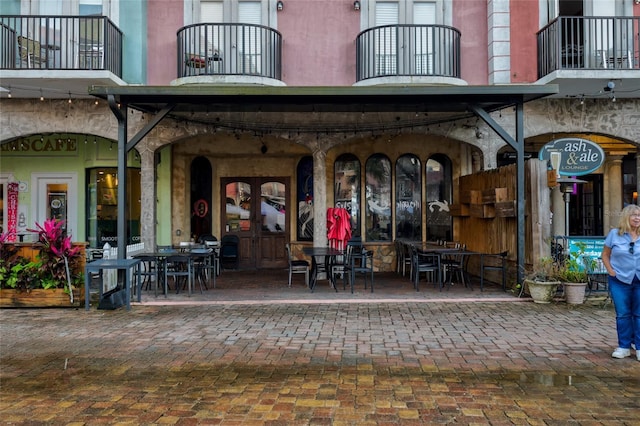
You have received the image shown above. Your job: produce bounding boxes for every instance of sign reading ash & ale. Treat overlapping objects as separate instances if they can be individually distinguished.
[539,138,605,176]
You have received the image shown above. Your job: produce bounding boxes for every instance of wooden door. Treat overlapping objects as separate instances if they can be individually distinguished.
[221,177,289,269]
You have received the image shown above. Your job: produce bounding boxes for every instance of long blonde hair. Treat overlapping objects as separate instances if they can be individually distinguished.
[617,204,640,235]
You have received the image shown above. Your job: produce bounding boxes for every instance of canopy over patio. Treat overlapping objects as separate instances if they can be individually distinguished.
[88,84,559,284]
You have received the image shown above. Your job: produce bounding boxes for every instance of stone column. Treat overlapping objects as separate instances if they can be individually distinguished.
[605,155,624,231]
[312,149,328,248]
[139,147,157,251]
[551,185,564,237]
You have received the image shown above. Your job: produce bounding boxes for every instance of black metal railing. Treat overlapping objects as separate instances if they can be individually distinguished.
[356,24,461,81]
[177,23,282,79]
[537,16,640,78]
[0,15,122,76]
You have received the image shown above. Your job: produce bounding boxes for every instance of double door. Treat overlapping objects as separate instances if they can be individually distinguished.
[221,177,289,269]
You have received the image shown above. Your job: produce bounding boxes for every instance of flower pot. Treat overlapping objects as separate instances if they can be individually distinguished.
[524,279,560,304]
[563,282,587,305]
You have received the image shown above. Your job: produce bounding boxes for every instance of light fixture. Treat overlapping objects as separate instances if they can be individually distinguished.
[277,0,284,11]
[7,86,11,98]
[39,90,44,101]
[354,0,361,10]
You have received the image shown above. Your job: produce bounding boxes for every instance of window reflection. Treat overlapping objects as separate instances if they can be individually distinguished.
[225,181,251,232]
[365,154,391,241]
[296,156,313,240]
[396,155,421,240]
[334,154,360,236]
[426,155,452,241]
[260,181,285,233]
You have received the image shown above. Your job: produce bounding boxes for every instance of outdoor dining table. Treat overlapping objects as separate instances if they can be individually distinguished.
[302,246,343,292]
[84,258,142,311]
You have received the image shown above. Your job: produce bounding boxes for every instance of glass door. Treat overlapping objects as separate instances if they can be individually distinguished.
[222,177,288,269]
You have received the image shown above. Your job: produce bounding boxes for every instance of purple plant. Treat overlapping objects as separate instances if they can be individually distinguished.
[27,219,82,287]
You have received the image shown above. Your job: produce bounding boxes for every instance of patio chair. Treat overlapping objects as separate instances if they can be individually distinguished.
[480,251,508,291]
[220,234,240,270]
[409,244,441,291]
[285,243,309,287]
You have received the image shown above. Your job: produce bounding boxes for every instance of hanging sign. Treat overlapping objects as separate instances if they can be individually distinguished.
[539,138,605,176]
[6,182,19,242]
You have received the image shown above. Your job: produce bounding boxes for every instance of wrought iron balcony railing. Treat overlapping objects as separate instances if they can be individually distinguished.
[537,16,640,78]
[356,24,461,82]
[0,15,122,77]
[177,23,282,80]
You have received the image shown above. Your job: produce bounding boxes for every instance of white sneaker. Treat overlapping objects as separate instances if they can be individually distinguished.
[632,343,636,350]
[612,348,631,359]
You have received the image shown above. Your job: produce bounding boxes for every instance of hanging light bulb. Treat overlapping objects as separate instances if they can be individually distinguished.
[7,87,11,98]
[39,90,44,101]
[68,92,72,104]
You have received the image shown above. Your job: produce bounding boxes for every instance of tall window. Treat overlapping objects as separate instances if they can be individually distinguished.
[365,154,392,241]
[296,156,314,241]
[396,154,421,240]
[334,154,361,236]
[425,155,452,242]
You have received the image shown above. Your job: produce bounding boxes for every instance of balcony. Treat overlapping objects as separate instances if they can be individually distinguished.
[355,24,463,86]
[175,23,282,85]
[0,15,123,98]
[537,16,640,98]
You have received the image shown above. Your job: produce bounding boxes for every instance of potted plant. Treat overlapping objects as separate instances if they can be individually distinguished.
[0,219,85,307]
[524,256,561,303]
[557,241,591,305]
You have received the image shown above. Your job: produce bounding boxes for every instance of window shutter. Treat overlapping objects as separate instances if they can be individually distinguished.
[413,2,436,25]
[375,2,399,25]
[201,1,223,22]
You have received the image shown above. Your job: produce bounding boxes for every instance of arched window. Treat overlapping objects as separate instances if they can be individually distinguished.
[334,154,361,236]
[296,156,313,241]
[190,156,212,241]
[425,155,452,242]
[395,154,421,240]
[365,154,392,241]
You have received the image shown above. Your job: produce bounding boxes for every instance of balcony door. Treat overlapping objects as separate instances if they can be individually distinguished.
[370,1,440,75]
[222,177,288,269]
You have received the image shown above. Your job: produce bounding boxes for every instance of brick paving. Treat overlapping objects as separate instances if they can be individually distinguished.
[1,270,638,425]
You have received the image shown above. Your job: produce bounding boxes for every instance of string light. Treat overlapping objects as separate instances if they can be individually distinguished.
[68,92,72,104]
[7,87,11,98]
[39,90,44,101]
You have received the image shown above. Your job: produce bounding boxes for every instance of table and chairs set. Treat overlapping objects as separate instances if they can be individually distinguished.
[132,241,220,298]
[395,239,508,292]
[300,238,375,294]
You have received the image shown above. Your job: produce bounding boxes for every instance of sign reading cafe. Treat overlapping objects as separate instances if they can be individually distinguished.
[539,138,605,176]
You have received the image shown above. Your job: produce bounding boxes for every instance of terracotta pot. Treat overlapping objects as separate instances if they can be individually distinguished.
[524,279,560,304]
[563,282,588,305]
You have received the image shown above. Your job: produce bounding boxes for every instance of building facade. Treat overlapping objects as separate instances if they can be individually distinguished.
[1,0,639,274]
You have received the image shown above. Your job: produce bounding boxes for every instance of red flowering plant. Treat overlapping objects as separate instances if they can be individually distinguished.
[27,219,83,292]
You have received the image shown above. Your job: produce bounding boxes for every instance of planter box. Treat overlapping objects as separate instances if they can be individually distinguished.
[0,288,84,308]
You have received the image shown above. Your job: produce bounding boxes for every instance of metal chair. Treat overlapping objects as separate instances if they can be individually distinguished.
[220,235,240,270]
[285,243,309,287]
[343,246,374,294]
[409,245,441,291]
[164,253,193,295]
[480,251,508,291]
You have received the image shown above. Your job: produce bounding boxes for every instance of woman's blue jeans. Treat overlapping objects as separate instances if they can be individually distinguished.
[608,275,640,349]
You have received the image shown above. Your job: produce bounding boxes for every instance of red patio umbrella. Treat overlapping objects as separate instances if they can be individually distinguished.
[327,207,351,250]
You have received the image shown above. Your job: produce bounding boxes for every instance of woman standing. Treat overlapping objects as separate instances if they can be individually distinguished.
[602,204,640,360]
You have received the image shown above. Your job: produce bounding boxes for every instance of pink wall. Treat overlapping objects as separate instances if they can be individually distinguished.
[278,0,360,86]
[147,0,183,85]
[453,0,488,85]
[509,0,538,83]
